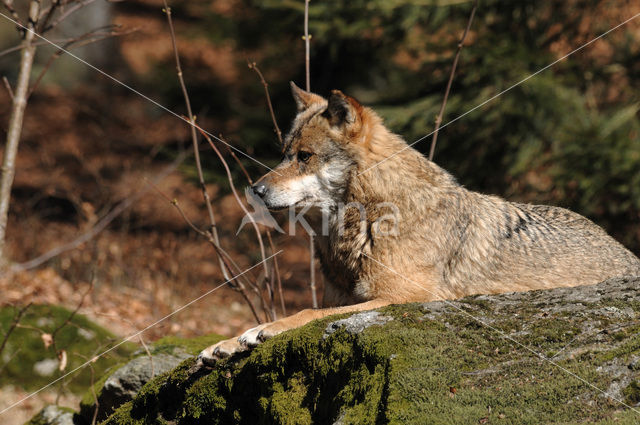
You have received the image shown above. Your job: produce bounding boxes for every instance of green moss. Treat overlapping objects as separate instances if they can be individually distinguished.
[24,406,78,425]
[623,381,640,405]
[100,300,640,425]
[0,304,135,393]
[152,333,225,356]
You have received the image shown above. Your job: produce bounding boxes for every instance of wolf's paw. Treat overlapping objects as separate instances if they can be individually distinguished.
[255,321,289,343]
[237,323,270,347]
[197,337,246,366]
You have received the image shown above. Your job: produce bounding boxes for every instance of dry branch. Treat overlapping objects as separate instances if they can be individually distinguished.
[0,0,40,268]
[303,0,317,309]
[1,76,13,100]
[40,0,99,33]
[0,302,32,355]
[428,0,478,161]
[29,25,134,97]
[8,152,188,274]
[146,179,264,323]
[1,0,24,29]
[161,0,234,288]
[247,61,283,146]
[199,129,274,320]
[303,0,311,91]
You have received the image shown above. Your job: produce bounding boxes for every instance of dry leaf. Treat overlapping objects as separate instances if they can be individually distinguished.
[41,333,53,349]
[58,350,68,371]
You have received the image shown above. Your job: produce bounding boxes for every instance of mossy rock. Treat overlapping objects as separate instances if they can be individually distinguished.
[0,304,136,393]
[24,405,81,425]
[99,276,640,424]
[78,334,225,423]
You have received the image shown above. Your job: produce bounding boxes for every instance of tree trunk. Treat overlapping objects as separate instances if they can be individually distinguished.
[0,0,40,267]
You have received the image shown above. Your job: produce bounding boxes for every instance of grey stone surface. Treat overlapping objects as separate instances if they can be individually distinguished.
[33,405,76,425]
[324,311,393,338]
[86,352,191,422]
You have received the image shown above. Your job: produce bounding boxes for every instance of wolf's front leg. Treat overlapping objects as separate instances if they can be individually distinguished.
[197,299,391,366]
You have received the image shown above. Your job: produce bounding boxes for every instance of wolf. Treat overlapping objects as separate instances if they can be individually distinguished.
[198,82,640,364]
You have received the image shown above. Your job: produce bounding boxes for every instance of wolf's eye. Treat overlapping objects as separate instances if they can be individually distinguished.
[297,151,313,163]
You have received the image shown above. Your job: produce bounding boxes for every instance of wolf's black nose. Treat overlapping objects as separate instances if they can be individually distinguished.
[252,183,267,197]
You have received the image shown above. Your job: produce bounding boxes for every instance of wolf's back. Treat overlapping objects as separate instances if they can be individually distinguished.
[477,199,640,288]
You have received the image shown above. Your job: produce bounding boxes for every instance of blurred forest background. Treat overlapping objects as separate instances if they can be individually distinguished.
[0,0,639,421]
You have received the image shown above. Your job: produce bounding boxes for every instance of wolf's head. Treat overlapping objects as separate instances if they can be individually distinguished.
[251,82,372,211]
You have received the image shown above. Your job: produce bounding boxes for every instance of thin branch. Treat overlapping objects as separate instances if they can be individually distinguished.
[199,129,273,319]
[224,144,253,184]
[1,0,24,31]
[28,26,134,97]
[7,151,188,274]
[145,178,263,323]
[0,34,130,59]
[50,279,94,347]
[247,60,283,146]
[309,237,317,308]
[221,141,285,317]
[38,0,60,33]
[304,0,311,91]
[0,347,21,375]
[303,0,317,310]
[428,0,478,161]
[0,0,40,267]
[138,336,154,379]
[161,1,233,288]
[266,231,286,316]
[42,0,99,33]
[0,303,32,355]
[2,76,13,100]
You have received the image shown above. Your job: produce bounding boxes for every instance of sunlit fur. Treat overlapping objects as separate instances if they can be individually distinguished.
[198,83,640,363]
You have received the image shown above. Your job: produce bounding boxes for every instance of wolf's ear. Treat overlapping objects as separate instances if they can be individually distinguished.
[324,90,359,127]
[290,81,324,112]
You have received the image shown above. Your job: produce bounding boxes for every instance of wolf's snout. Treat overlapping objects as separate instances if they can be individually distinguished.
[252,183,267,198]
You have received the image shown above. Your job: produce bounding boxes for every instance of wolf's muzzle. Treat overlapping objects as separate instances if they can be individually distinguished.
[252,183,267,198]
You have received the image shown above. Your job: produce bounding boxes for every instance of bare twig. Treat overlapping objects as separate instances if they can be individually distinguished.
[138,336,154,379]
[428,0,478,161]
[145,179,263,323]
[41,0,99,33]
[302,0,317,309]
[199,129,273,319]
[0,303,32,355]
[50,279,94,349]
[221,142,286,317]
[0,347,21,375]
[38,0,60,33]
[303,0,311,91]
[73,352,100,425]
[29,26,133,97]
[89,362,99,425]
[266,231,286,316]
[1,0,24,30]
[224,144,253,184]
[8,152,188,274]
[309,237,318,308]
[1,76,13,100]
[161,0,234,288]
[0,33,133,59]
[0,0,40,268]
[247,60,283,146]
